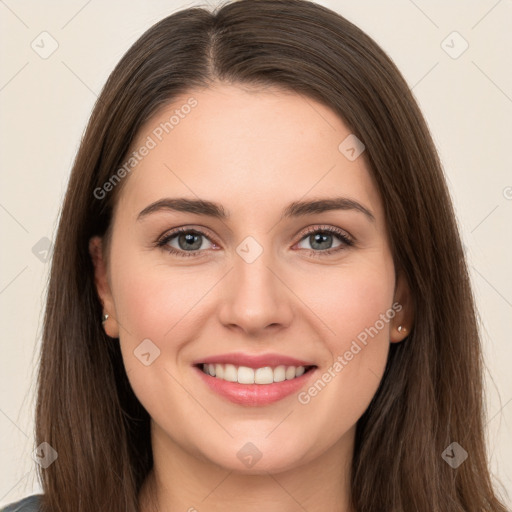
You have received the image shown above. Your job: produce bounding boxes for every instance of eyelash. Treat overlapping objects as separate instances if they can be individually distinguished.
[155,225,354,259]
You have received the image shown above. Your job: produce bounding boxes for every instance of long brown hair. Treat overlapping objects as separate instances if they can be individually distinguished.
[35,1,509,510]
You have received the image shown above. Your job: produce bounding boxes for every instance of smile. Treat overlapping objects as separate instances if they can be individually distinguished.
[193,363,318,406]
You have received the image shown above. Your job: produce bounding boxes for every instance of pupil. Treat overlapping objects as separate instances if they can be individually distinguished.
[179,233,201,250]
[311,232,331,250]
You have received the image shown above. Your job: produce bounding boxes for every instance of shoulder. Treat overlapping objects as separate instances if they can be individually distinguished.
[1,494,43,512]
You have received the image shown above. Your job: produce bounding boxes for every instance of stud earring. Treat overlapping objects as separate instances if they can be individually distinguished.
[102,313,109,324]
[397,325,406,333]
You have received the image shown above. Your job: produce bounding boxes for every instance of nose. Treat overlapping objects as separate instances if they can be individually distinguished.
[217,248,294,336]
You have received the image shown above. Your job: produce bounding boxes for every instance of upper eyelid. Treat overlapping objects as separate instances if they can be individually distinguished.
[158,226,219,246]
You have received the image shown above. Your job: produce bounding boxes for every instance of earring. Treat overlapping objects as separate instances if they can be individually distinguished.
[102,313,109,324]
[397,325,406,333]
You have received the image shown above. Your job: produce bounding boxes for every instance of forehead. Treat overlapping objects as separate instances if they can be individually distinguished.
[114,83,384,225]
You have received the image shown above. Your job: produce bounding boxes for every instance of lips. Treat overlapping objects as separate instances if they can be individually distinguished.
[192,352,318,406]
[192,352,316,369]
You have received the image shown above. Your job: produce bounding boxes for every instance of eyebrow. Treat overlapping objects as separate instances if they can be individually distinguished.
[137,196,376,223]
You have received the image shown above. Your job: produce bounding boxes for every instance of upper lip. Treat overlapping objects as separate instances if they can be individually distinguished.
[193,352,317,369]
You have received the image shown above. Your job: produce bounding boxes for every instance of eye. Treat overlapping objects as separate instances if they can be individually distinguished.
[156,227,216,258]
[295,225,354,257]
[156,225,354,258]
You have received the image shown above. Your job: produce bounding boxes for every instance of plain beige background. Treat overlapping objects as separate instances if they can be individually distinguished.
[1,0,511,507]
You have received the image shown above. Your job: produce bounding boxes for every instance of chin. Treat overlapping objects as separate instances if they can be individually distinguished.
[200,439,311,475]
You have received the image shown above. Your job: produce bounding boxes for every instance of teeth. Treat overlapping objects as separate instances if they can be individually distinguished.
[201,363,310,384]
[238,366,255,384]
[223,364,238,382]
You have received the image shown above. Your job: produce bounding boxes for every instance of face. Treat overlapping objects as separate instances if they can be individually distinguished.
[90,83,412,475]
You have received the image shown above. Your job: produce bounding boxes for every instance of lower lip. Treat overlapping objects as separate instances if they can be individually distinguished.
[193,365,317,406]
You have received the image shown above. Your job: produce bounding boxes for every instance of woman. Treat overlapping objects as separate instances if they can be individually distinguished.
[2,0,509,511]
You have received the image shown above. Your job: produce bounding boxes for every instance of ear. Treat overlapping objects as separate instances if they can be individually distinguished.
[89,236,119,338]
[390,271,414,343]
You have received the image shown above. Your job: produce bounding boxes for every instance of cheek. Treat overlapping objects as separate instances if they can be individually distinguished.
[297,254,395,349]
[292,255,395,418]
[109,251,206,413]
[110,249,209,342]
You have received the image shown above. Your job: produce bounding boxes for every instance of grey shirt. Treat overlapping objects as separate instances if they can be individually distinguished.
[1,494,42,512]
